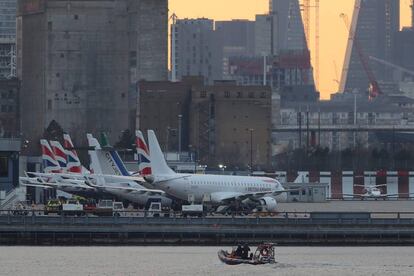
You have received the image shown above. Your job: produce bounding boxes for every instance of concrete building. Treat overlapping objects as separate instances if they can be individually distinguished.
[170,18,221,85]
[254,14,272,56]
[138,78,272,169]
[0,78,19,138]
[278,97,414,151]
[17,0,168,154]
[225,50,314,90]
[137,77,199,151]
[215,20,255,58]
[0,0,16,79]
[189,82,272,169]
[340,0,400,95]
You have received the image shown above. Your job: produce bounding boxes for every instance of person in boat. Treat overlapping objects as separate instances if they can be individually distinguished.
[235,244,243,258]
[242,243,250,260]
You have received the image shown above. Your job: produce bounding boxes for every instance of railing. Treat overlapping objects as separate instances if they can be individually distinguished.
[1,210,414,226]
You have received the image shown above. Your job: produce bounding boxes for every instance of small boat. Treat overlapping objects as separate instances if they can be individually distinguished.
[218,243,276,265]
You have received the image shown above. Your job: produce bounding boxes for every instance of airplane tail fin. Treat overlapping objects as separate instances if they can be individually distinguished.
[49,141,67,171]
[87,133,130,176]
[136,130,151,176]
[147,130,175,176]
[40,139,61,173]
[63,134,83,173]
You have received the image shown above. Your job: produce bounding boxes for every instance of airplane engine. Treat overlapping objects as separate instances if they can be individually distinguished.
[259,197,278,212]
[144,175,155,184]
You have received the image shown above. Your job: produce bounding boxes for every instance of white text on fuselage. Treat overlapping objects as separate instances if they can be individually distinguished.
[247,187,272,193]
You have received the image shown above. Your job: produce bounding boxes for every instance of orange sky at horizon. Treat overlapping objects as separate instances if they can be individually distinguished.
[169,0,413,99]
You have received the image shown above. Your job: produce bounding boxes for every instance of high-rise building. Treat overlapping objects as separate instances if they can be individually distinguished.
[215,20,255,58]
[0,0,16,79]
[270,0,307,54]
[254,14,272,56]
[171,18,222,85]
[17,0,168,154]
[340,0,400,95]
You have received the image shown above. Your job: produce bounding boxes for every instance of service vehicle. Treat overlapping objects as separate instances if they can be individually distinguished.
[61,199,84,216]
[181,204,204,218]
[44,199,62,215]
[93,200,125,216]
[12,201,33,216]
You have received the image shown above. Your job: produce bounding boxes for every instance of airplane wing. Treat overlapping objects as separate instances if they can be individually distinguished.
[20,183,54,189]
[87,183,165,195]
[211,191,274,204]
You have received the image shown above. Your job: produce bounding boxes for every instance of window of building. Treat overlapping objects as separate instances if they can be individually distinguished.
[260,92,266,98]
[0,156,8,177]
[237,92,242,98]
[224,91,230,98]
[74,15,79,20]
[48,99,52,110]
[48,21,52,31]
[200,91,206,98]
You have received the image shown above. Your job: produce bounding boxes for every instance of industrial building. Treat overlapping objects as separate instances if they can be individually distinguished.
[340,0,400,96]
[138,78,272,169]
[17,0,168,154]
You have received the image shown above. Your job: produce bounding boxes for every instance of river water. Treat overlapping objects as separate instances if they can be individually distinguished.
[0,246,413,276]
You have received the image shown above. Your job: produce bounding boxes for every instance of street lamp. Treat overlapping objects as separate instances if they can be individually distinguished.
[249,128,254,173]
[178,114,183,161]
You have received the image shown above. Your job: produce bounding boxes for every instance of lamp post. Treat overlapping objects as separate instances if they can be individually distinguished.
[249,128,254,173]
[178,114,182,161]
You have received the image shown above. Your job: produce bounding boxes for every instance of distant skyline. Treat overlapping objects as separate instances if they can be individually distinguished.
[170,0,412,99]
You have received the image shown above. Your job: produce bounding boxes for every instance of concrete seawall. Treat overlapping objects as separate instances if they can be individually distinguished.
[1,213,414,246]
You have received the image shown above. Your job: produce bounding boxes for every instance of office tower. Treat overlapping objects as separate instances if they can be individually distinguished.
[270,0,307,54]
[340,0,400,94]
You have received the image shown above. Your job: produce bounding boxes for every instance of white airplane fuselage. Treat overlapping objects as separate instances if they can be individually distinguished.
[152,173,287,204]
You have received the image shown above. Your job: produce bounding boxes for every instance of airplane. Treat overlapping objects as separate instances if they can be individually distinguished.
[339,184,414,200]
[20,140,96,194]
[85,133,172,207]
[143,129,292,213]
[63,134,89,174]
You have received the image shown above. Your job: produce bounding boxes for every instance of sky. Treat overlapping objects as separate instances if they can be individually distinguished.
[169,0,413,99]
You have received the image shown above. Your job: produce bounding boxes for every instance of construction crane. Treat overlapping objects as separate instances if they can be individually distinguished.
[340,11,382,99]
[315,0,320,90]
[411,0,414,29]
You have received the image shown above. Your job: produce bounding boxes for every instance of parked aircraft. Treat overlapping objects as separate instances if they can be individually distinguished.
[144,130,292,213]
[86,134,171,207]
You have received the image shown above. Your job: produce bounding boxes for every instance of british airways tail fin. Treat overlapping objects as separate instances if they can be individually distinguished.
[49,141,67,171]
[63,134,84,173]
[147,130,175,176]
[136,130,151,176]
[40,139,61,173]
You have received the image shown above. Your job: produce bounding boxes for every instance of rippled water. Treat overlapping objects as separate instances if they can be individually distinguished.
[0,246,413,276]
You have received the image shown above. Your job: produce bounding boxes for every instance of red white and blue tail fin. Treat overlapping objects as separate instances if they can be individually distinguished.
[40,139,61,173]
[63,134,86,174]
[135,130,151,176]
[49,141,67,172]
